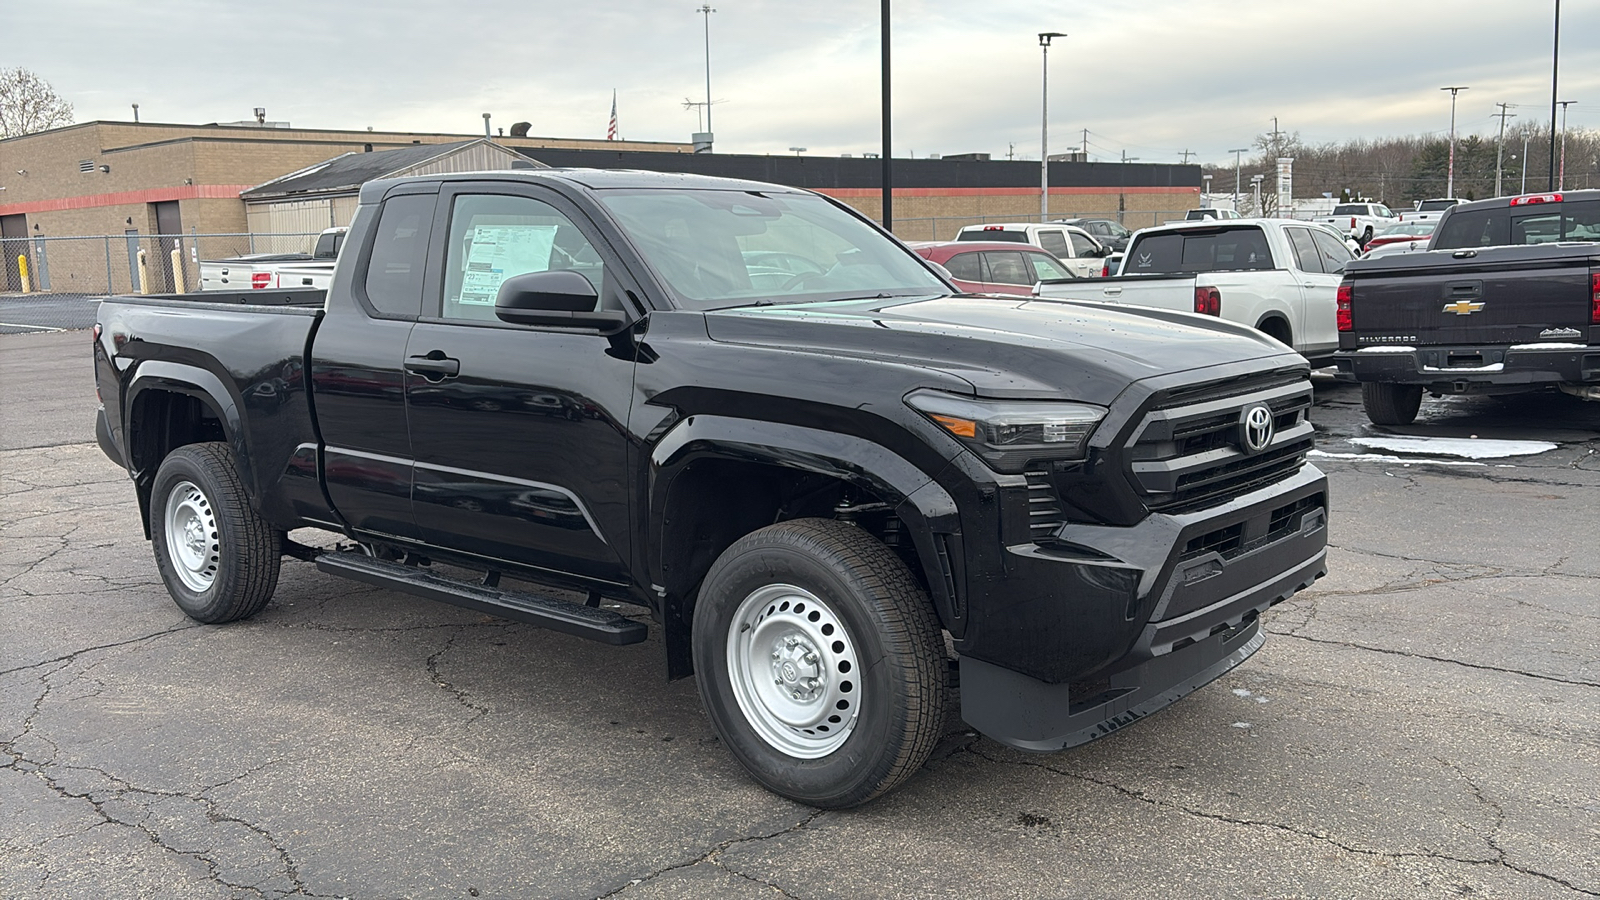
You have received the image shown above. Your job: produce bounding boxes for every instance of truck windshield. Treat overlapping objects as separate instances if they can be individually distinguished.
[1123,226,1275,274]
[1434,200,1600,248]
[599,189,947,309]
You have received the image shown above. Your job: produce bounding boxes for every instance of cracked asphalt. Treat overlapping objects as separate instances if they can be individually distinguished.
[3,328,1598,899]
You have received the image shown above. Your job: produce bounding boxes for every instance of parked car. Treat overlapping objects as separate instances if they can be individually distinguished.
[199,226,347,291]
[1334,189,1600,425]
[906,241,1079,294]
[1185,208,1242,221]
[1361,222,1438,259]
[953,222,1110,277]
[1314,203,1400,244]
[1397,198,1460,226]
[94,169,1327,809]
[1035,218,1353,364]
[1053,217,1133,251]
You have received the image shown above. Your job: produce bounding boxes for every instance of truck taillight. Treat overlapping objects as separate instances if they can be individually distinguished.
[1510,193,1562,206]
[251,272,272,289]
[1102,259,1112,278]
[1337,282,1354,332]
[1350,217,1357,229]
[1591,272,1600,325]
[1194,285,1221,316]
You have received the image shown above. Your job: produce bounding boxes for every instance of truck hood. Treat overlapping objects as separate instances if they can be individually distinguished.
[703,294,1296,405]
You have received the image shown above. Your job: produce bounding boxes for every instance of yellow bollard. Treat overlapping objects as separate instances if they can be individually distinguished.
[170,247,186,294]
[137,248,151,295]
[17,256,30,293]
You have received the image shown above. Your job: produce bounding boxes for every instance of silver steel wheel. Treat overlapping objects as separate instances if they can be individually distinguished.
[726,583,861,759]
[163,480,220,593]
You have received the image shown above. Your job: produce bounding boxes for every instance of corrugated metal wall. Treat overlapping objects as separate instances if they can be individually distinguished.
[396,142,534,177]
[245,196,360,235]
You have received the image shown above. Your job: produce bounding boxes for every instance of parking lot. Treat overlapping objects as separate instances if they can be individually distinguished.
[3,315,1598,899]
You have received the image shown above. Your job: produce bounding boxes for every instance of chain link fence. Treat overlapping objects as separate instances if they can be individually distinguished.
[890,210,1194,242]
[4,232,324,299]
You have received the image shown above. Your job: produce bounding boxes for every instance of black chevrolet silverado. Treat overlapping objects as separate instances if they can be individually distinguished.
[1335,189,1600,425]
[94,170,1327,807]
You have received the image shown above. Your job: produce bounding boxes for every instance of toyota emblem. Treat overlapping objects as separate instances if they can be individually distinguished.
[1240,404,1274,454]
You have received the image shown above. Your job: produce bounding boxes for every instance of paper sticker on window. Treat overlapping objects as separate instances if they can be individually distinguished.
[459,225,558,305]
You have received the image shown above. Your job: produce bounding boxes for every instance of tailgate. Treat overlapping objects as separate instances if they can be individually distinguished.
[1037,274,1196,310]
[1349,250,1596,346]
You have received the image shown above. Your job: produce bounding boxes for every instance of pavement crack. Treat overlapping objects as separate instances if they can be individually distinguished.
[425,627,492,725]
[593,810,825,899]
[1271,631,1599,688]
[0,622,203,678]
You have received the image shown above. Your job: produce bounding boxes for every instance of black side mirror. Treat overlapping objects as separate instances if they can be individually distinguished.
[494,270,630,334]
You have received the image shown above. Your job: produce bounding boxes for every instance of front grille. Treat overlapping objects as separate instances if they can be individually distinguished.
[1128,371,1314,514]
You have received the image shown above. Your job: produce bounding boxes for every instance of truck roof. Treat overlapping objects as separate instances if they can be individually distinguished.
[359,168,809,202]
[1445,188,1600,213]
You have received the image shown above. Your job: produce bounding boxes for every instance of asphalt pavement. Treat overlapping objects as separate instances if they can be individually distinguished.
[2,327,1597,899]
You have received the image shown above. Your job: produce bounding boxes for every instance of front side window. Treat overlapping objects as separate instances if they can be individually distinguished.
[1067,231,1099,257]
[1026,252,1073,282]
[600,189,945,309]
[1309,229,1353,273]
[1285,228,1322,273]
[441,194,605,321]
[983,251,1032,285]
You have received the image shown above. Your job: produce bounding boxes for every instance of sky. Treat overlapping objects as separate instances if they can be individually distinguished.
[8,0,1598,167]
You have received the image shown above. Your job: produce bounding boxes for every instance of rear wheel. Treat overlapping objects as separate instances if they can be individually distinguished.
[692,518,947,808]
[1362,383,1424,426]
[150,442,282,623]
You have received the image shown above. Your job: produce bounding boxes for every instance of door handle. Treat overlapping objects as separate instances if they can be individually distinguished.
[405,353,460,379]
[1103,287,1122,296]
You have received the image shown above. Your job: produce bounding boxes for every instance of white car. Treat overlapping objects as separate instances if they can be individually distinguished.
[1397,198,1459,226]
[952,222,1111,278]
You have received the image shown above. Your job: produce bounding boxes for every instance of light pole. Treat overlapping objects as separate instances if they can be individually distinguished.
[1558,100,1575,189]
[1494,102,1517,197]
[698,4,716,151]
[1039,32,1065,222]
[1522,132,1531,194]
[1250,174,1264,216]
[881,0,892,230]
[1441,86,1468,198]
[789,147,807,156]
[1228,147,1249,209]
[1549,0,1561,190]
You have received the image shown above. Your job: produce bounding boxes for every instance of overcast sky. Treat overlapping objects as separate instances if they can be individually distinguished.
[10,0,1597,167]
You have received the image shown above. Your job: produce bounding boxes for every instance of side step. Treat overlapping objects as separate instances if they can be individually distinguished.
[315,552,648,646]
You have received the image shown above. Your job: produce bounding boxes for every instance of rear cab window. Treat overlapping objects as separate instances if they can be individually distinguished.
[958,228,1027,243]
[360,195,436,318]
[1435,200,1600,249]
[1124,225,1275,275]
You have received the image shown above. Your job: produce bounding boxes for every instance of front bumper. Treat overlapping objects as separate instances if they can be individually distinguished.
[956,464,1327,751]
[1334,344,1600,391]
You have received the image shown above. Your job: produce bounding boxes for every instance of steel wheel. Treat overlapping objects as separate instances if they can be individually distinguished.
[726,583,860,758]
[163,480,220,593]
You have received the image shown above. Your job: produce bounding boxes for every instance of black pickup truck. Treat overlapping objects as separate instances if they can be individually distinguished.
[1334,190,1600,425]
[94,169,1328,807]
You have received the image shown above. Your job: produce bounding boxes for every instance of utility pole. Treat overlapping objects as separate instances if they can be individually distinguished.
[1441,86,1469,197]
[1269,117,1285,157]
[1039,32,1066,222]
[1522,132,1531,194]
[880,0,891,229]
[1179,149,1194,164]
[1121,149,1139,164]
[698,4,716,151]
[1228,147,1249,209]
[1081,128,1088,159]
[1558,99,1576,189]
[1494,102,1518,197]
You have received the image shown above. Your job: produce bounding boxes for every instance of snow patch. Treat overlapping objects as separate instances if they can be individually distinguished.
[1349,436,1557,459]
[1309,450,1486,467]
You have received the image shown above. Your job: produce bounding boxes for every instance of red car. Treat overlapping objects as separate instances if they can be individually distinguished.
[907,241,1081,295]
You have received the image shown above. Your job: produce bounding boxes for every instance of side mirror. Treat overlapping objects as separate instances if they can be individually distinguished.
[494,270,630,334]
[925,261,954,282]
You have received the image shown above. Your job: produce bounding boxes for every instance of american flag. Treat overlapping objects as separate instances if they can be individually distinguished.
[607,91,618,141]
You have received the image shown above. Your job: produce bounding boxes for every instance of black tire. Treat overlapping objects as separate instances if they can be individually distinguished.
[1362,382,1424,426]
[149,442,282,624]
[1361,225,1374,246]
[1257,318,1293,348]
[691,518,948,808]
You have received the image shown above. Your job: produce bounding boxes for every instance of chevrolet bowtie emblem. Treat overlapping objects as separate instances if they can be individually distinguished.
[1442,300,1485,315]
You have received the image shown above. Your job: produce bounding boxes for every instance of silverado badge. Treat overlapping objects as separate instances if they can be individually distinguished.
[1442,300,1485,315]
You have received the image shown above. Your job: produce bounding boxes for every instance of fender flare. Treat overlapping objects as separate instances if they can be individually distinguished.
[124,360,250,533]
[649,414,966,674]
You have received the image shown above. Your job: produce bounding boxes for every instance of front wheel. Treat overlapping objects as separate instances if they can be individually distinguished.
[692,518,948,808]
[149,442,282,623]
[1362,382,1424,426]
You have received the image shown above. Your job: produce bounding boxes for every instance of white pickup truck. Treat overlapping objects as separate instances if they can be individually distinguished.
[200,227,346,291]
[953,222,1111,278]
[1035,218,1354,364]
[1397,197,1459,225]
[1313,203,1399,244]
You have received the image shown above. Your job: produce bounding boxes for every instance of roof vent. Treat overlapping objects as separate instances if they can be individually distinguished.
[510,121,531,137]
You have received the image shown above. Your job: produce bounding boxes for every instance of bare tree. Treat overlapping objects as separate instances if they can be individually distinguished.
[0,67,75,139]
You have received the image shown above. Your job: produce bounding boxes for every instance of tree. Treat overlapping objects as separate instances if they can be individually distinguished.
[0,67,75,139]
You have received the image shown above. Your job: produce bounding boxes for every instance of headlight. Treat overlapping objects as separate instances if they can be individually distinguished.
[906,390,1106,473]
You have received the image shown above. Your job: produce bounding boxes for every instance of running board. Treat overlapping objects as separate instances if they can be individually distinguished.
[315,552,647,646]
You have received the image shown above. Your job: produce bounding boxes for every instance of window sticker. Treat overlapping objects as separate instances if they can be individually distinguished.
[459,225,558,305]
